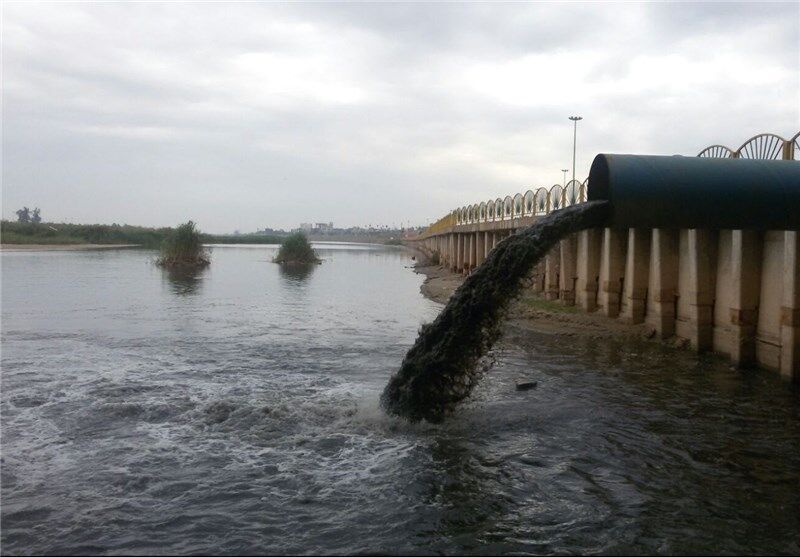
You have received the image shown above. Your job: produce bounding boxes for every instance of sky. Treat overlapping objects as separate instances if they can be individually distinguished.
[3,2,798,233]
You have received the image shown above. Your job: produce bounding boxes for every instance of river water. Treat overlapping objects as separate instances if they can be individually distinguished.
[2,244,799,555]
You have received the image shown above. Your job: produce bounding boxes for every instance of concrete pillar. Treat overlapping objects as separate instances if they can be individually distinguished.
[781,231,800,382]
[447,234,455,270]
[476,232,485,267]
[545,248,560,300]
[484,231,491,259]
[462,234,469,274]
[456,234,464,273]
[646,228,679,338]
[576,229,602,311]
[450,233,456,269]
[757,231,785,370]
[621,228,651,324]
[725,230,762,366]
[471,233,478,272]
[464,234,472,274]
[529,260,544,293]
[599,228,627,318]
[559,234,578,305]
[676,229,718,351]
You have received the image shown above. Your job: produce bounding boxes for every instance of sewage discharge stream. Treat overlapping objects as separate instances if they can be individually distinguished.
[381,200,611,422]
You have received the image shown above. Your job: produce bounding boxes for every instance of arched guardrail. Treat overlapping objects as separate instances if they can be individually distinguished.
[698,145,735,158]
[523,190,535,216]
[420,130,800,236]
[564,179,582,207]
[737,133,785,160]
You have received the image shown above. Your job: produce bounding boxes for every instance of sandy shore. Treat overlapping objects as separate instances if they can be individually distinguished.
[0,244,139,251]
[414,262,656,342]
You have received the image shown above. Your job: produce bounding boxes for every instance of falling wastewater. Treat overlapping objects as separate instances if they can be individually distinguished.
[381,200,611,422]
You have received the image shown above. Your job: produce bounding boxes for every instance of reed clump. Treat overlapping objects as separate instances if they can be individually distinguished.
[273,232,320,265]
[156,221,210,268]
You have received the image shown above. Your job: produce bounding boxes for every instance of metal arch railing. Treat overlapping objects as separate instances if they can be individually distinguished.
[698,145,735,158]
[502,196,514,220]
[697,131,799,160]
[736,133,786,160]
[418,129,800,238]
[534,187,550,215]
[523,190,535,216]
[549,184,564,211]
[564,179,582,207]
[512,193,524,218]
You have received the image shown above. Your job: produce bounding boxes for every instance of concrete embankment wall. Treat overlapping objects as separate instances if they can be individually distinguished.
[414,226,800,383]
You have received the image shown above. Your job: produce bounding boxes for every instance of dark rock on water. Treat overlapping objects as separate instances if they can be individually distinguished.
[381,201,611,422]
[515,381,538,391]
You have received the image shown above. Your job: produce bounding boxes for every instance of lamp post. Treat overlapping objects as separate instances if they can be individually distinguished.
[569,116,583,183]
[561,169,568,187]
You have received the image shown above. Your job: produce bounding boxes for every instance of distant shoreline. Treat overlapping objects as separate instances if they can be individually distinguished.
[0,244,139,251]
[1,241,409,252]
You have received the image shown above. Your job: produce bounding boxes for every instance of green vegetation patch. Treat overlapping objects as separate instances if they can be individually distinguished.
[273,232,320,265]
[1,220,169,247]
[1,220,285,247]
[156,221,210,269]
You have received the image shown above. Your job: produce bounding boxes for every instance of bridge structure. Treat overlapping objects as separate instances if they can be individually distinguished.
[411,131,800,382]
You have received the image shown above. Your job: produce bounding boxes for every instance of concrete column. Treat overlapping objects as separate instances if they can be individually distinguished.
[484,231,491,259]
[576,229,602,311]
[462,234,468,274]
[676,229,718,351]
[621,228,651,324]
[545,248,560,300]
[781,231,800,382]
[599,228,627,318]
[646,228,679,338]
[450,233,456,269]
[476,232,485,267]
[757,231,785,370]
[531,261,545,292]
[726,230,762,366]
[559,234,578,305]
[464,234,472,274]
[471,233,478,271]
[456,234,464,273]
[447,234,455,270]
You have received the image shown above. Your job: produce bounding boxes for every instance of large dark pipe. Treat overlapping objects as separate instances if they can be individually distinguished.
[587,154,800,230]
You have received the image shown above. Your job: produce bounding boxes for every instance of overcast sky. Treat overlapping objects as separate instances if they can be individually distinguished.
[3,2,798,233]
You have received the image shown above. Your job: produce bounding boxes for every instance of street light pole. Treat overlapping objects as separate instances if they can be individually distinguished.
[569,115,583,184]
[561,169,568,187]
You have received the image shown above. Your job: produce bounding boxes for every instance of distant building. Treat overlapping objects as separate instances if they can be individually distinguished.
[300,223,313,232]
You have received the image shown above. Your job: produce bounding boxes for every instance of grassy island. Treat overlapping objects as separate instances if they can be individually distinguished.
[273,232,320,265]
[156,221,210,268]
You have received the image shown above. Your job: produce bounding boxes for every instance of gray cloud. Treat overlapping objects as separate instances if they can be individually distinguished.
[3,2,798,232]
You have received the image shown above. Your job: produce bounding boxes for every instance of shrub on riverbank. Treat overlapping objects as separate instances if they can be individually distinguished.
[0,220,285,247]
[156,221,210,268]
[273,232,320,265]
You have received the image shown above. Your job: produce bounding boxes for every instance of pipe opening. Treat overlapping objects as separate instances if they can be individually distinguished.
[587,154,611,203]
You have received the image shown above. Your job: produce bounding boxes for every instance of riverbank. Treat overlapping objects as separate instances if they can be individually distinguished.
[0,243,139,251]
[0,220,285,247]
[414,262,656,342]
